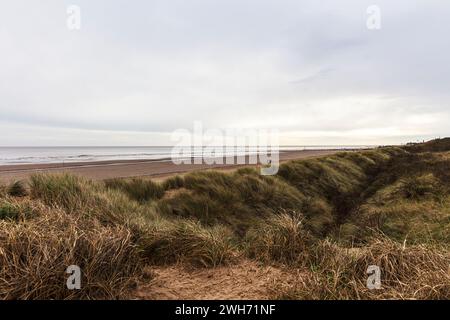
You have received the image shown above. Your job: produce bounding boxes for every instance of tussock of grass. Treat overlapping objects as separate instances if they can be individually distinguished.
[141,220,237,267]
[7,180,28,197]
[0,208,143,299]
[0,197,42,221]
[0,201,19,221]
[30,173,155,230]
[30,174,92,213]
[158,190,220,221]
[162,175,185,190]
[105,178,165,202]
[0,183,7,198]
[398,174,444,200]
[245,212,313,264]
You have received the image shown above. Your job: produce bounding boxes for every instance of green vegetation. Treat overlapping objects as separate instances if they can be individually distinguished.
[0,200,19,221]
[157,169,309,236]
[0,139,449,299]
[104,178,165,202]
[245,212,313,264]
[0,197,40,221]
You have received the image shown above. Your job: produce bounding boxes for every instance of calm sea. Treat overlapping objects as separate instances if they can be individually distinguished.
[0,146,374,165]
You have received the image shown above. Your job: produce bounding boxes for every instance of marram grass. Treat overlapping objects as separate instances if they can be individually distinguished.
[0,139,449,299]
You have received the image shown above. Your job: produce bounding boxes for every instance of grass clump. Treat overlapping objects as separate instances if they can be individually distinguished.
[398,174,444,200]
[0,207,143,299]
[30,174,91,213]
[141,220,236,268]
[7,181,28,197]
[0,201,19,221]
[0,184,6,197]
[104,178,165,202]
[162,175,185,190]
[29,173,155,230]
[0,198,42,221]
[245,212,313,264]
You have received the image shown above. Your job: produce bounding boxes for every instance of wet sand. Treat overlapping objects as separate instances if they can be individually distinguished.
[0,150,340,183]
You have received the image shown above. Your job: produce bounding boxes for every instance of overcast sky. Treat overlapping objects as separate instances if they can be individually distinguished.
[1,0,449,146]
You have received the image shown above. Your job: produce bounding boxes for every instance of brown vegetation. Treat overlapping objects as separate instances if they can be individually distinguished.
[0,139,449,299]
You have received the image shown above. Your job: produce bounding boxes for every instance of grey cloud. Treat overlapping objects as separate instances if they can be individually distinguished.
[0,0,449,145]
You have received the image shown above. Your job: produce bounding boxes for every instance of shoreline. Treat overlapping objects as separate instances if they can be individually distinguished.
[0,150,344,183]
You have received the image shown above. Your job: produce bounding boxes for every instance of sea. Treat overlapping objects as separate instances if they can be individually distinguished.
[0,146,375,165]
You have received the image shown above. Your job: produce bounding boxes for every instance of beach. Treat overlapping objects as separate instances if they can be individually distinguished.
[0,150,338,183]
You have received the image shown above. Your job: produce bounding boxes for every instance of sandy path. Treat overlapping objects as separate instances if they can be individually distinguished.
[134,261,295,300]
[0,150,338,183]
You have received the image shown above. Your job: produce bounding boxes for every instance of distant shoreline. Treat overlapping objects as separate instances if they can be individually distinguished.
[0,150,345,183]
[0,146,375,166]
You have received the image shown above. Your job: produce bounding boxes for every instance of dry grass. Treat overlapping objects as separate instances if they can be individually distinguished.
[245,212,313,264]
[273,237,450,300]
[141,219,237,268]
[0,207,143,299]
[0,184,6,197]
[1,140,449,300]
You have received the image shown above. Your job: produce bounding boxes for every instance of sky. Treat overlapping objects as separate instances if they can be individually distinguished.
[0,0,449,146]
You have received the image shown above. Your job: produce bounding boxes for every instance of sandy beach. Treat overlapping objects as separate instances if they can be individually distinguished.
[0,150,338,183]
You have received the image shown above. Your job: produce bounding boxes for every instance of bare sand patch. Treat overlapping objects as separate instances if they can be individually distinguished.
[134,260,296,300]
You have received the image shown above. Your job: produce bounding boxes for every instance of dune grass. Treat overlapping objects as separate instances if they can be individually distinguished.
[272,237,450,300]
[1,139,449,299]
[7,180,28,197]
[0,207,143,299]
[245,212,313,264]
[104,178,165,202]
[338,148,450,245]
[140,219,237,267]
[0,197,42,222]
[156,169,313,236]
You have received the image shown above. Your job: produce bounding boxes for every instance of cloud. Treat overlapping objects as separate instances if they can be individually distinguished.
[0,0,449,145]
